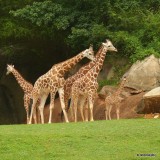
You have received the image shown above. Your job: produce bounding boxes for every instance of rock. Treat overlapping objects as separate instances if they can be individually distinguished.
[94,91,144,120]
[124,55,160,91]
[0,77,25,124]
[144,113,160,119]
[136,87,160,114]
[143,87,160,98]
[87,87,143,120]
[120,92,144,119]
[0,85,18,124]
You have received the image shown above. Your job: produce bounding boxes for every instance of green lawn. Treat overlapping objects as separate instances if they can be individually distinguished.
[0,119,159,160]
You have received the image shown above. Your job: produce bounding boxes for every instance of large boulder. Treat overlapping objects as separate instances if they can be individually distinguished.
[124,55,160,91]
[136,87,160,114]
[93,89,144,120]
[143,87,160,98]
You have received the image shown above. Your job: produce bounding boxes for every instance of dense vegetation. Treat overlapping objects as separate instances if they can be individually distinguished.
[0,119,160,160]
[0,0,160,63]
[0,0,159,86]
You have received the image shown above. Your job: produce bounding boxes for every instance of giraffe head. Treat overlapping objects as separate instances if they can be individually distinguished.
[102,39,117,52]
[6,64,14,75]
[82,44,95,61]
[119,76,128,88]
[122,76,128,83]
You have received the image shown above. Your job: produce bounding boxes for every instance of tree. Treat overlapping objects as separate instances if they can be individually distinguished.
[0,0,159,62]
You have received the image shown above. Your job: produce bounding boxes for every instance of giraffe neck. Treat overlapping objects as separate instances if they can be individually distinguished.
[78,45,104,75]
[114,79,126,97]
[69,45,104,81]
[54,51,86,75]
[89,47,107,78]
[82,45,104,70]
[11,68,32,92]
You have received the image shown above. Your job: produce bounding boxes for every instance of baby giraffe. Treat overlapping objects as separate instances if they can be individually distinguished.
[29,45,95,124]
[105,77,127,120]
[6,64,36,124]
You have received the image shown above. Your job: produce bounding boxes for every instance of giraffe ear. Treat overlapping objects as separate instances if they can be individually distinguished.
[90,44,93,47]
[13,65,14,68]
[89,44,93,49]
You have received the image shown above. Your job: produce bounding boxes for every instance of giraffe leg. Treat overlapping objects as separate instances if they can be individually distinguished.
[116,105,120,120]
[64,94,70,112]
[73,98,78,122]
[58,88,69,123]
[105,106,108,120]
[24,95,30,124]
[35,107,40,124]
[48,93,56,124]
[79,97,86,121]
[69,98,74,122]
[108,105,112,120]
[39,94,48,124]
[36,99,41,123]
[26,105,29,124]
[26,110,29,124]
[88,97,94,121]
[71,93,79,122]
[33,105,37,124]
[61,94,70,122]
[29,97,38,124]
[69,92,78,122]
[84,100,89,121]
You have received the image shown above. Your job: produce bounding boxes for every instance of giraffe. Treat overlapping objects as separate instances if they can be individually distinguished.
[6,64,36,124]
[105,77,127,120]
[62,45,104,118]
[70,39,117,122]
[29,45,95,124]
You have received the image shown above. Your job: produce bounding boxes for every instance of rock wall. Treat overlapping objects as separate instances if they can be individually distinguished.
[0,71,26,124]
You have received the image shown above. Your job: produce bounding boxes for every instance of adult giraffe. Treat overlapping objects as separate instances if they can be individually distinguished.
[62,45,103,119]
[70,40,117,122]
[29,45,95,124]
[6,64,37,124]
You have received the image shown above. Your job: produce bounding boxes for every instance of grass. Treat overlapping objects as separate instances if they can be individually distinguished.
[0,119,160,160]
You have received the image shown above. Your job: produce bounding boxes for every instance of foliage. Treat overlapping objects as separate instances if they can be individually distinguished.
[0,119,160,160]
[10,1,72,30]
[98,79,118,89]
[0,0,160,64]
[98,63,131,89]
